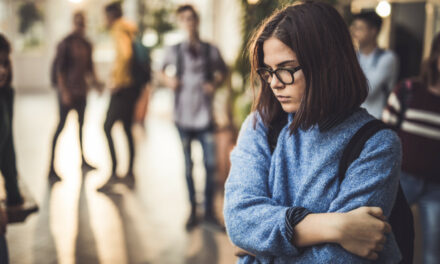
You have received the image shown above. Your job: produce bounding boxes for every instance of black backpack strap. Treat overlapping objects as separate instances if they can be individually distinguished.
[201,42,213,82]
[372,48,385,68]
[174,43,183,78]
[372,48,391,99]
[338,119,390,182]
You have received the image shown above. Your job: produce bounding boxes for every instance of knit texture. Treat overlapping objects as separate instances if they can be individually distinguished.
[224,109,402,263]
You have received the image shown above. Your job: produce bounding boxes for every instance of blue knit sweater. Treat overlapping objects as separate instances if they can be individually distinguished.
[224,109,402,264]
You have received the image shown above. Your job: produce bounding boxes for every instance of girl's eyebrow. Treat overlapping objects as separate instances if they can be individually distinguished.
[276,60,297,67]
[263,60,297,69]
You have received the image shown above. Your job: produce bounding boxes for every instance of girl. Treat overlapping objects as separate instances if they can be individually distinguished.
[224,2,401,263]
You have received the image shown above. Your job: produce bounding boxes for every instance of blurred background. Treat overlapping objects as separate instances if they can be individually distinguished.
[0,0,438,263]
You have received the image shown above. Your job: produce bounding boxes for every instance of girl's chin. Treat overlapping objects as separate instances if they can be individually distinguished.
[281,104,299,113]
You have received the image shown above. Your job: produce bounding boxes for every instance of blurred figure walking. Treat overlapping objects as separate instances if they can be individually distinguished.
[0,34,38,223]
[98,2,150,191]
[351,11,399,119]
[48,11,102,183]
[383,33,440,264]
[160,5,227,230]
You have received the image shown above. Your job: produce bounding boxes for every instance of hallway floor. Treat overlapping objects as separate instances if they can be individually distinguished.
[5,89,236,264]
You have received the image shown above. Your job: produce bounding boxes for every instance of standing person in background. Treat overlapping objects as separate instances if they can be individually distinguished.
[49,11,103,182]
[351,11,399,119]
[0,34,38,222]
[0,35,13,264]
[383,32,440,264]
[98,2,147,191]
[160,5,228,230]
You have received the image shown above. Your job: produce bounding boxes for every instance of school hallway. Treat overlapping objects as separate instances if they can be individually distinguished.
[4,89,236,264]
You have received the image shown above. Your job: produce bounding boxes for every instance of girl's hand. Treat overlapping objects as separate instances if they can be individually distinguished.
[335,206,391,260]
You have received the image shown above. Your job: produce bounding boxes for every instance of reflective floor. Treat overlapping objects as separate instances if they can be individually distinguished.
[6,89,236,264]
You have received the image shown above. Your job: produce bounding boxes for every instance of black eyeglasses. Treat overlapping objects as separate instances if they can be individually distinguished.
[256,66,302,85]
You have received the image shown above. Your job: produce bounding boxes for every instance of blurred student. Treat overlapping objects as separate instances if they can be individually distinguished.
[98,2,149,191]
[49,11,103,182]
[0,34,38,222]
[160,5,227,230]
[351,11,399,119]
[383,32,440,264]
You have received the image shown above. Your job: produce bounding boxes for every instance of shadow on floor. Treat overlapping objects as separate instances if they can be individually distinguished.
[104,187,150,264]
[185,227,219,264]
[74,172,99,264]
[32,184,58,264]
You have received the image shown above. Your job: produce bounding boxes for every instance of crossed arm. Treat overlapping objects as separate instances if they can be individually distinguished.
[224,115,401,262]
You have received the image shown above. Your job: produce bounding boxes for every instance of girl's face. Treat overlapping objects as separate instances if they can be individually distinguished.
[0,52,10,88]
[262,37,305,113]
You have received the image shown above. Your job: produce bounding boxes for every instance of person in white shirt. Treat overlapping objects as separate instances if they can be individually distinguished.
[351,11,399,119]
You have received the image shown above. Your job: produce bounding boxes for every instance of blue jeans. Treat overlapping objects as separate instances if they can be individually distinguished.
[400,171,440,264]
[177,127,216,215]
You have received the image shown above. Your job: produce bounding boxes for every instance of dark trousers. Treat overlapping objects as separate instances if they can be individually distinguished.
[49,94,87,170]
[0,235,8,264]
[104,87,138,174]
[177,126,216,215]
[0,89,23,206]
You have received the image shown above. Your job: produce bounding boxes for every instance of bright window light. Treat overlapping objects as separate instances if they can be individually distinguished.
[68,0,83,3]
[376,1,391,18]
[142,30,158,48]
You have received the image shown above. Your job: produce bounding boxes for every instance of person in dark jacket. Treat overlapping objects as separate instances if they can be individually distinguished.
[48,11,102,183]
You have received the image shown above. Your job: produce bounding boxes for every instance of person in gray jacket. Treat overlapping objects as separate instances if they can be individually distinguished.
[160,4,227,230]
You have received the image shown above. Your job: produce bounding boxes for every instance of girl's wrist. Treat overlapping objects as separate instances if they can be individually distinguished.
[324,212,345,244]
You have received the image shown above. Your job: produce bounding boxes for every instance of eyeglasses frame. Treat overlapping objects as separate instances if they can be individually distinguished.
[256,66,302,85]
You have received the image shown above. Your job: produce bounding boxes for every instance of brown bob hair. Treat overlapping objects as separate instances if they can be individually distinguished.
[421,32,440,86]
[249,1,368,132]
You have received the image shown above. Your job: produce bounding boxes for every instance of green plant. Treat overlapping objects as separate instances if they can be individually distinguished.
[17,2,43,35]
[136,0,175,48]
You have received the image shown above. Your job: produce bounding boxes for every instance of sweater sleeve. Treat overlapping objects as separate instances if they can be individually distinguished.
[329,129,401,215]
[223,113,301,258]
[315,129,403,263]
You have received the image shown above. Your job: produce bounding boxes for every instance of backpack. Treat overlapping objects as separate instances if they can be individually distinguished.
[131,37,151,88]
[268,118,414,264]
